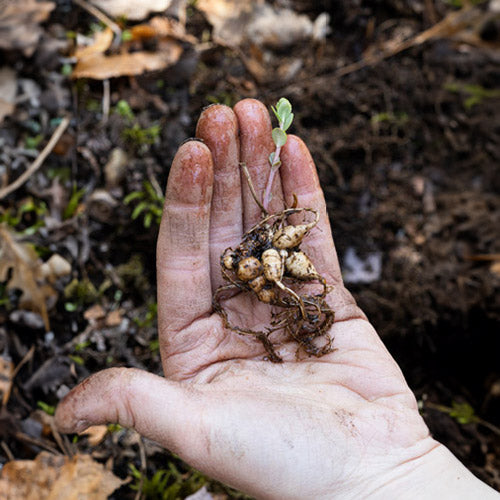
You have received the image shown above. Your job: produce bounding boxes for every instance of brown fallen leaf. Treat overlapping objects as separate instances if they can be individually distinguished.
[0,355,14,406]
[491,261,500,277]
[105,308,123,327]
[80,425,109,447]
[0,451,125,500]
[72,43,183,79]
[0,226,71,331]
[0,67,17,124]
[131,15,197,43]
[84,303,106,322]
[0,0,55,56]
[74,27,113,59]
[0,225,53,330]
[89,0,174,21]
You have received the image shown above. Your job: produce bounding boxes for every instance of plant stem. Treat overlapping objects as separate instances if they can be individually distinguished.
[263,126,284,211]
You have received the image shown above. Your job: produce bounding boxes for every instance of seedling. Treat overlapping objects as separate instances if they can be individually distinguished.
[263,98,294,211]
[213,99,335,362]
[124,181,164,228]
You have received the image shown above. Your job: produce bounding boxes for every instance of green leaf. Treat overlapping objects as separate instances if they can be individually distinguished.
[37,401,55,415]
[124,191,144,204]
[131,201,147,220]
[276,98,292,118]
[282,112,294,131]
[272,128,287,147]
[144,212,152,228]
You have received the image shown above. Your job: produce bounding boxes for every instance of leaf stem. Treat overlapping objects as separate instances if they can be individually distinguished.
[263,128,284,211]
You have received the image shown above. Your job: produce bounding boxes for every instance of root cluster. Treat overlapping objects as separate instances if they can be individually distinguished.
[213,207,335,362]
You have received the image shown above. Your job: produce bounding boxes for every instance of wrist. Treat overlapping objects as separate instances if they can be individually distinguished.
[370,441,499,499]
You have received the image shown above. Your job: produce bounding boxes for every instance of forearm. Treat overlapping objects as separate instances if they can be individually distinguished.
[369,442,499,500]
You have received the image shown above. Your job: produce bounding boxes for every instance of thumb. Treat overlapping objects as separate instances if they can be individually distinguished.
[55,368,194,451]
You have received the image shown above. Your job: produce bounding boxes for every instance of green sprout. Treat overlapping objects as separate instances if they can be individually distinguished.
[37,401,56,415]
[115,99,135,120]
[425,400,500,436]
[129,462,206,500]
[134,301,158,328]
[63,184,86,220]
[262,98,294,211]
[0,198,47,235]
[123,123,161,153]
[124,181,164,228]
[445,82,500,109]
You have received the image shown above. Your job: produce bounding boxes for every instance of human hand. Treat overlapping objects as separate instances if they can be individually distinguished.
[55,100,499,499]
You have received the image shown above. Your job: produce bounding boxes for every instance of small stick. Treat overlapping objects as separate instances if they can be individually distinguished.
[0,116,70,199]
[72,0,122,45]
[102,79,110,123]
[240,162,268,215]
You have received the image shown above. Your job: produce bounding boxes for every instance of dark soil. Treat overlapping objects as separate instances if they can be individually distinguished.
[1,0,499,496]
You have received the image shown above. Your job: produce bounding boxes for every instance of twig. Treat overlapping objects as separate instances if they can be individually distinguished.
[0,116,71,200]
[1,345,35,406]
[277,5,483,95]
[1,441,14,461]
[102,79,110,123]
[72,0,122,45]
[134,434,147,500]
[240,162,268,215]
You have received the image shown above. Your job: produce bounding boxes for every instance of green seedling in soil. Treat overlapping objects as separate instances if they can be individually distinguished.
[114,99,161,153]
[425,400,500,436]
[0,198,47,235]
[129,462,206,500]
[123,123,161,153]
[74,340,91,352]
[370,111,409,133]
[69,354,85,366]
[206,90,236,107]
[213,98,335,362]
[24,134,43,150]
[124,181,164,228]
[37,401,55,415]
[115,99,135,121]
[134,301,158,329]
[63,184,86,220]
[445,82,500,109]
[64,277,101,309]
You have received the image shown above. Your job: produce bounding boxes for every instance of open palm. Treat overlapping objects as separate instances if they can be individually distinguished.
[56,100,449,499]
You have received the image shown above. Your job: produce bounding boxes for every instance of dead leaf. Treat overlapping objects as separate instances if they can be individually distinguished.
[0,0,55,56]
[84,304,106,322]
[0,67,17,124]
[0,225,52,330]
[0,356,14,406]
[89,0,173,21]
[0,225,69,331]
[131,15,197,43]
[74,28,113,59]
[105,309,123,327]
[0,451,125,500]
[196,0,329,47]
[490,261,500,277]
[72,43,183,79]
[80,425,109,447]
